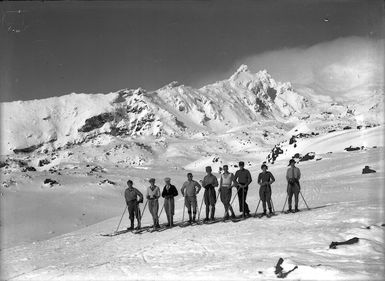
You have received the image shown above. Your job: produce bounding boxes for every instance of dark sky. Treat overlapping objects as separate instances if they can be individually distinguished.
[0,0,383,102]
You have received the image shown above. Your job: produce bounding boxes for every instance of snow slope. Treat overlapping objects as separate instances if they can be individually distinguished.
[2,144,383,281]
[1,124,384,280]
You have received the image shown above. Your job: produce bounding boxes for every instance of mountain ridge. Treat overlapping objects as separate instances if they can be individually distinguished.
[1,65,383,156]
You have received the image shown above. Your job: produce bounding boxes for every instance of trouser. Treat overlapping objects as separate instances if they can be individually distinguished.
[164,197,175,225]
[204,188,216,219]
[220,186,235,216]
[287,183,300,210]
[237,185,250,214]
[127,200,141,228]
[148,199,159,225]
[259,185,272,212]
[185,196,197,221]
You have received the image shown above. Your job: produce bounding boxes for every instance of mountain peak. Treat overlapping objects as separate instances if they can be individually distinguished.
[236,64,249,73]
[229,64,251,81]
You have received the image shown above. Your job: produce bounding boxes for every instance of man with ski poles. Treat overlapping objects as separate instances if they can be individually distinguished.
[161,177,178,227]
[124,180,144,230]
[234,161,252,217]
[146,178,161,229]
[219,165,236,220]
[286,159,301,213]
[201,166,219,222]
[181,173,201,223]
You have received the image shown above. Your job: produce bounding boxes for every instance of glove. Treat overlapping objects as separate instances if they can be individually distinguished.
[146,195,151,200]
[138,198,143,204]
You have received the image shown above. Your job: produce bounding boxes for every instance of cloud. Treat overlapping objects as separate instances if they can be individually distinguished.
[237,36,384,96]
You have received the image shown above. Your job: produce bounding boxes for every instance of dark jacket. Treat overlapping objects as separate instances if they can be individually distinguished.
[162,184,178,199]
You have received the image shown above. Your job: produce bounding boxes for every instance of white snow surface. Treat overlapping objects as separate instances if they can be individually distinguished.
[1,126,384,280]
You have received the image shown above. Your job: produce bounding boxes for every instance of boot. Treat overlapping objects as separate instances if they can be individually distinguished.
[210,207,215,221]
[156,218,161,228]
[192,213,196,222]
[188,212,192,223]
[263,209,267,216]
[269,208,273,214]
[204,207,210,222]
[127,220,134,230]
[171,216,174,227]
[136,220,141,230]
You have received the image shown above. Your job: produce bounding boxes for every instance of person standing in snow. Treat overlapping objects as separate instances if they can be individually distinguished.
[146,178,161,228]
[201,166,219,222]
[219,165,236,220]
[181,173,201,223]
[161,177,178,227]
[124,180,144,230]
[257,164,275,216]
[286,159,301,213]
[234,161,252,217]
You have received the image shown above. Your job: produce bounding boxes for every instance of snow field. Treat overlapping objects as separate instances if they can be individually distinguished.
[2,145,384,280]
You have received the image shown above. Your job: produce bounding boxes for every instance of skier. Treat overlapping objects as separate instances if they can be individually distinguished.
[257,164,275,216]
[219,165,236,220]
[286,159,301,212]
[146,178,161,228]
[234,161,252,217]
[201,166,219,222]
[181,173,201,223]
[161,177,178,227]
[124,180,144,230]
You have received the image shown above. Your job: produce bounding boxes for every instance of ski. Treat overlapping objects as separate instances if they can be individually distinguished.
[100,229,134,237]
[202,218,223,225]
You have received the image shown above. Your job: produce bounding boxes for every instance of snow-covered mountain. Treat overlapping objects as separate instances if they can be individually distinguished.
[1,64,381,156]
[1,65,384,280]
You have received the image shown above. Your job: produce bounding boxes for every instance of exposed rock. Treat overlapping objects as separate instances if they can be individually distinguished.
[362,166,376,174]
[38,159,51,166]
[98,179,116,185]
[13,143,44,154]
[22,166,36,172]
[43,178,59,187]
[299,152,315,162]
[344,146,361,152]
[78,113,115,133]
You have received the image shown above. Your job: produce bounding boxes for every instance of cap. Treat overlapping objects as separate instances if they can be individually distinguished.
[288,159,296,166]
[164,177,171,182]
[149,178,155,183]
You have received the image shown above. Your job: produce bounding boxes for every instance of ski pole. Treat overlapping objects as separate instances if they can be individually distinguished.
[182,196,186,223]
[270,198,275,213]
[140,199,148,222]
[158,204,164,219]
[230,185,241,205]
[115,205,127,233]
[281,194,288,213]
[197,192,205,221]
[242,186,245,219]
[215,187,221,202]
[300,191,310,210]
[253,200,261,217]
[168,197,173,227]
